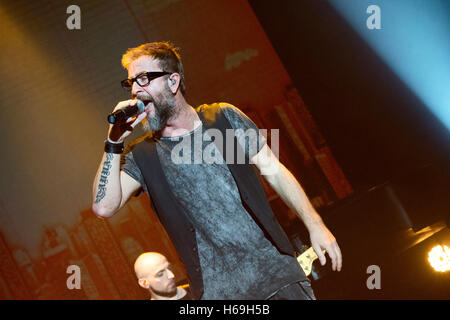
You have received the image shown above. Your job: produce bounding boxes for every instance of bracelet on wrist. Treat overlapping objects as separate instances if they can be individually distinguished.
[104,140,124,154]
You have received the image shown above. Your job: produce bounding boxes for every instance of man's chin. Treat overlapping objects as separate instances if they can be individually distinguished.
[168,287,177,296]
[151,286,177,298]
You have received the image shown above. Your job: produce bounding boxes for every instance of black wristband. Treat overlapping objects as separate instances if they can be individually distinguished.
[104,140,124,154]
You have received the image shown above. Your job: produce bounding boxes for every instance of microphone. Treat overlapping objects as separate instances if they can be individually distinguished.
[107,100,146,124]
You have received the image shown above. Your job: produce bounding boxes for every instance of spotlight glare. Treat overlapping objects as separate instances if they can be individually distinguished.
[427,245,450,272]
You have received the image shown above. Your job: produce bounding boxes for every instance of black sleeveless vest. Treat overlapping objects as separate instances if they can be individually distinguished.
[132,103,295,299]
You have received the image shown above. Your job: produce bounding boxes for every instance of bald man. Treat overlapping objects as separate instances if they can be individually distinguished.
[134,252,192,300]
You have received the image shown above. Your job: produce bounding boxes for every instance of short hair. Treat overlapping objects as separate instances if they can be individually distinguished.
[121,41,186,95]
[134,252,167,279]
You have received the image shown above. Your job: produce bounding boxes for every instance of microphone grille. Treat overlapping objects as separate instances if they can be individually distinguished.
[136,100,145,113]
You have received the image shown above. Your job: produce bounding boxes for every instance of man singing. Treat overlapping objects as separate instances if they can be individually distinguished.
[92,41,342,300]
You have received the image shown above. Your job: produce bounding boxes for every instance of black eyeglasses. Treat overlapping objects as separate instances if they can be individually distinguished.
[121,71,171,90]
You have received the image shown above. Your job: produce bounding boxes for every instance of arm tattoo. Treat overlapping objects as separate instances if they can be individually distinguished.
[94,153,114,203]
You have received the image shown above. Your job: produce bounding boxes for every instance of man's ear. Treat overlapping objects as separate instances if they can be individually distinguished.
[138,278,149,289]
[168,73,180,94]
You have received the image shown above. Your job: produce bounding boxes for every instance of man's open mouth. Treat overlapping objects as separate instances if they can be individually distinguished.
[139,99,153,113]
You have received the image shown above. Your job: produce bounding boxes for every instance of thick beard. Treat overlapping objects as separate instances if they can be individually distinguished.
[142,84,178,132]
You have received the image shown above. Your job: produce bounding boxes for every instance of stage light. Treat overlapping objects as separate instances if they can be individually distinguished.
[427,245,450,272]
[328,0,450,130]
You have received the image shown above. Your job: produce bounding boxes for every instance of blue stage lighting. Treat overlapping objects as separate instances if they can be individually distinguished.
[328,0,450,130]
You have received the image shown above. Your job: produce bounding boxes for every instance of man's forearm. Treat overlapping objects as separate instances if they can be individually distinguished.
[92,152,122,217]
[254,145,342,270]
[264,163,324,231]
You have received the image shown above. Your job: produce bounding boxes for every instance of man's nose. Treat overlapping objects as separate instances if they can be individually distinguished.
[167,270,175,279]
[131,81,143,97]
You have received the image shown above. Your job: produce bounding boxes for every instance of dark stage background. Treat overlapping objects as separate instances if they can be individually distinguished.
[249,0,450,299]
[0,0,448,299]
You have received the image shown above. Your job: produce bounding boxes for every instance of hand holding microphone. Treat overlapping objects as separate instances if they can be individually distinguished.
[107,100,145,124]
[107,99,147,143]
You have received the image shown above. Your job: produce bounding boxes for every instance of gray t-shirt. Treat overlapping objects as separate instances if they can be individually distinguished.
[121,103,307,299]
